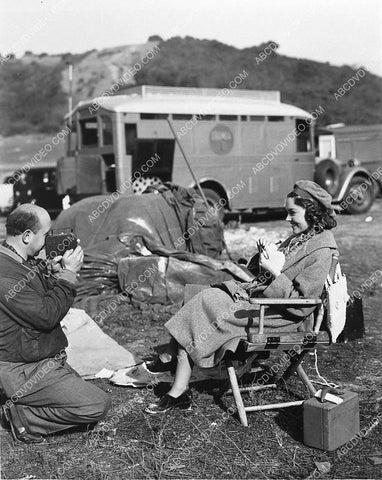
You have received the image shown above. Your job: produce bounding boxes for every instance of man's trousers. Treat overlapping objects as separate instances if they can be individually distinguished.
[0,355,111,435]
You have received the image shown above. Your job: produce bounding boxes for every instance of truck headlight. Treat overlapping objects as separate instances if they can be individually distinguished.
[347,158,360,167]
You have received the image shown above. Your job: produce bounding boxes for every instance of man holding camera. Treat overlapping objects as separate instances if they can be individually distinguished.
[0,204,111,443]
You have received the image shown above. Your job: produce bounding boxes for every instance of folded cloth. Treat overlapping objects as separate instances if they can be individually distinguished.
[110,362,228,387]
[62,308,140,378]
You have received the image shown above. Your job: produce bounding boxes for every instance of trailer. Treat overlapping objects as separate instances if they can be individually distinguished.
[57,85,376,215]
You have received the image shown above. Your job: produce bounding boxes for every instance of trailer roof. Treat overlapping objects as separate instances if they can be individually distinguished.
[71,85,312,119]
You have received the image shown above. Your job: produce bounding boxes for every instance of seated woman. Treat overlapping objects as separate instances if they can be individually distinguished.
[145,180,338,414]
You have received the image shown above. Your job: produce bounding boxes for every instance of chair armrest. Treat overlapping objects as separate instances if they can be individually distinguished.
[248,298,322,306]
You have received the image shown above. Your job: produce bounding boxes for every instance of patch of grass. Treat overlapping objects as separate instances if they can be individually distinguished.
[2,204,382,479]
[2,337,381,479]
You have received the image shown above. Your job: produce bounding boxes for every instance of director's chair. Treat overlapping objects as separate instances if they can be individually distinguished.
[185,254,337,427]
[221,296,329,426]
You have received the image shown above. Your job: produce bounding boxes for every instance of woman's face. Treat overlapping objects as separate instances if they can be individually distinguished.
[285,197,309,234]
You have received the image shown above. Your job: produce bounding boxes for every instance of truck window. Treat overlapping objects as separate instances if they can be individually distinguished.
[79,118,98,146]
[296,118,312,152]
[219,115,238,121]
[268,116,285,122]
[66,120,77,154]
[125,124,137,154]
[140,113,168,120]
[172,114,193,120]
[249,116,265,121]
[101,116,113,145]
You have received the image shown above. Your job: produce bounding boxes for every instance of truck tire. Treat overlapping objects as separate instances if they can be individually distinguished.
[343,177,375,214]
[201,188,226,221]
[315,159,341,196]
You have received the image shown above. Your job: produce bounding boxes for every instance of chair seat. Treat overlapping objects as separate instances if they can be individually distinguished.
[245,331,330,352]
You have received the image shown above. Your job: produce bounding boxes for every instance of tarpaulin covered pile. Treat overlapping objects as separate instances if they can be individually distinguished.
[118,245,252,305]
[54,184,223,254]
[53,184,251,304]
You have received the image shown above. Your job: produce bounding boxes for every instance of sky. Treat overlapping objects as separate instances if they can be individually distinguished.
[0,0,381,77]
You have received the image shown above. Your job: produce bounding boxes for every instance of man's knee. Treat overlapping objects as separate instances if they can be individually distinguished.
[93,392,112,421]
[101,394,112,419]
[75,389,111,423]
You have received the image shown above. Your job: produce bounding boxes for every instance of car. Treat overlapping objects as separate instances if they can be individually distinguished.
[9,167,63,218]
[0,183,14,215]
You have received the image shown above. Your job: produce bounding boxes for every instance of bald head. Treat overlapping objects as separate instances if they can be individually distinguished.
[6,204,51,237]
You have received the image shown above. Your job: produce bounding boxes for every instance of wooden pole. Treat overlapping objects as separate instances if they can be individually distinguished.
[167,117,232,260]
[245,400,304,412]
[167,118,209,209]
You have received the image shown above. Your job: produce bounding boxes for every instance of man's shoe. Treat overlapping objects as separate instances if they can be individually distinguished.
[144,390,192,414]
[2,406,45,444]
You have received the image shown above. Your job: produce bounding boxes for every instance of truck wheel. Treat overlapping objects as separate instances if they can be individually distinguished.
[201,188,226,221]
[315,159,340,196]
[343,177,375,214]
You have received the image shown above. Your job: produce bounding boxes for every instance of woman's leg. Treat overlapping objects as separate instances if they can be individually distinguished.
[158,337,178,363]
[144,346,194,413]
[166,347,194,398]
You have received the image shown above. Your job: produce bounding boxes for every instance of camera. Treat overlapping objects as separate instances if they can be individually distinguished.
[45,230,78,259]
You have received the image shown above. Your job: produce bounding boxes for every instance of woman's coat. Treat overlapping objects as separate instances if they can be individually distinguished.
[165,229,338,368]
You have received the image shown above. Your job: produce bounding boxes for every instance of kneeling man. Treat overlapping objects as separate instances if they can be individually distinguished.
[0,204,111,443]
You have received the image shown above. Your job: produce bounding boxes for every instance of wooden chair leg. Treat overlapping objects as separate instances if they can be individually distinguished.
[215,351,260,399]
[226,357,248,427]
[235,351,261,378]
[278,350,317,397]
[279,350,308,383]
[296,364,316,396]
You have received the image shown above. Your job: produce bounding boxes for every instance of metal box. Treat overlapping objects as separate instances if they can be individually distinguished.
[303,391,360,451]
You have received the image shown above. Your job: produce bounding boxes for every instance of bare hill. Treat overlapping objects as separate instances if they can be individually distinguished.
[0,36,381,142]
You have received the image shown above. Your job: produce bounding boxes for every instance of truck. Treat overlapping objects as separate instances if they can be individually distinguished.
[55,85,377,215]
[315,124,382,213]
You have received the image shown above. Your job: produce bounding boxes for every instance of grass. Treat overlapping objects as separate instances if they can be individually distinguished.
[2,313,381,480]
[1,203,382,479]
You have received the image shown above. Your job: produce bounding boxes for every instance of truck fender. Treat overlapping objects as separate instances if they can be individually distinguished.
[188,178,230,208]
[335,167,374,201]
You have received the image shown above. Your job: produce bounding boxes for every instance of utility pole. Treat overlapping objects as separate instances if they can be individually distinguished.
[67,62,73,128]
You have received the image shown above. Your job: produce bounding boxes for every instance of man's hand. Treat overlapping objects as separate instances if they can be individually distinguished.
[61,245,84,274]
[49,255,63,274]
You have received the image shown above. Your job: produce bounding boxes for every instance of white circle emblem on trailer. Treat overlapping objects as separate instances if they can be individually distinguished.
[210,124,234,154]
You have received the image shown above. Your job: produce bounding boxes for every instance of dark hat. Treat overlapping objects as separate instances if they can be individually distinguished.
[293,180,335,216]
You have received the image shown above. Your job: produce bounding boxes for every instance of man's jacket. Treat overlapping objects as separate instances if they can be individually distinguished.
[0,245,76,362]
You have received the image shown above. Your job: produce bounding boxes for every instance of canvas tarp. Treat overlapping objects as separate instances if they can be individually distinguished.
[52,184,236,303]
[53,184,224,257]
[117,247,253,305]
[62,308,140,378]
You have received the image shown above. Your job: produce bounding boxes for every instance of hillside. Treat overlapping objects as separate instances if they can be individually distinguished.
[0,41,158,137]
[0,36,381,138]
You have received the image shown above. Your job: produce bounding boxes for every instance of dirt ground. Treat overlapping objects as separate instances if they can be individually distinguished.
[1,201,382,480]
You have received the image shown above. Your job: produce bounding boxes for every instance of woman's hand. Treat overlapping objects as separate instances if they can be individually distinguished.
[258,239,285,277]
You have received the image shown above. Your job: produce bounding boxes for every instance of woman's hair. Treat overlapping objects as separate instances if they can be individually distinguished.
[287,192,337,232]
